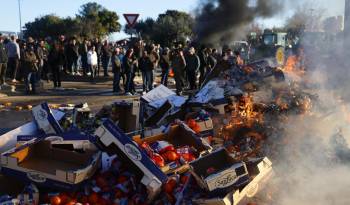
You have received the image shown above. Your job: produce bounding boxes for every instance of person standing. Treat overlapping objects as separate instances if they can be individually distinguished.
[93,38,102,75]
[101,40,111,77]
[87,46,98,83]
[159,48,171,87]
[148,45,159,90]
[171,49,186,95]
[111,47,122,93]
[0,34,8,89]
[23,45,38,94]
[66,38,80,75]
[198,46,208,86]
[123,48,138,95]
[185,47,200,90]
[6,35,20,83]
[36,40,48,82]
[79,39,89,76]
[138,51,152,93]
[48,42,64,89]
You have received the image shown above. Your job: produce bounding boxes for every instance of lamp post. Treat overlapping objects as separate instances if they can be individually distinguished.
[18,0,22,35]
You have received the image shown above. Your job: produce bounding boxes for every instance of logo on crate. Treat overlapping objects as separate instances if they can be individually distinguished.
[214,171,237,188]
[37,109,48,121]
[124,143,142,161]
[27,171,46,183]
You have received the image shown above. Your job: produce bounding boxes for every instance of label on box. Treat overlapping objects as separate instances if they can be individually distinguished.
[32,103,63,135]
[94,120,167,196]
[26,171,47,183]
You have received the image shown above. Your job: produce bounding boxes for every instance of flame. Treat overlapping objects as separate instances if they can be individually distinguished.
[283,55,305,76]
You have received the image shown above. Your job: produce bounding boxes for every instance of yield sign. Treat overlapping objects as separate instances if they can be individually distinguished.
[123,14,140,28]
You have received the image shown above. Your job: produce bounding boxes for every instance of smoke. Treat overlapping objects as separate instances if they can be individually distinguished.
[194,0,283,45]
[256,15,350,205]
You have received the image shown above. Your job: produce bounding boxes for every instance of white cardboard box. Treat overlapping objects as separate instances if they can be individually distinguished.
[192,157,273,205]
[0,138,101,190]
[190,148,250,193]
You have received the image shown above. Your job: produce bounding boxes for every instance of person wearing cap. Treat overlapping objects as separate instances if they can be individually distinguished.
[0,34,8,89]
[6,35,20,83]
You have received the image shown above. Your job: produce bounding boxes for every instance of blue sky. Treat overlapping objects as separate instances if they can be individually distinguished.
[0,0,345,40]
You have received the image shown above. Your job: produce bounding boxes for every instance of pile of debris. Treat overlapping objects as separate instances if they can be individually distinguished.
[0,59,314,205]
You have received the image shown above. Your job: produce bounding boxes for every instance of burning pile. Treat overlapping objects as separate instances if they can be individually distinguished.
[1,50,348,205]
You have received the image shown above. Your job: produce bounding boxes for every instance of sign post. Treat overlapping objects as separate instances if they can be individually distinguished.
[123,14,140,39]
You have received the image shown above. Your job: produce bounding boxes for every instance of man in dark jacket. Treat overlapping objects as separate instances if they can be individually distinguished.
[139,50,153,92]
[66,38,80,75]
[23,45,38,94]
[198,46,208,86]
[36,40,48,81]
[101,40,112,77]
[0,34,8,89]
[159,48,171,87]
[49,42,65,89]
[185,47,200,90]
[171,48,186,95]
[79,39,89,76]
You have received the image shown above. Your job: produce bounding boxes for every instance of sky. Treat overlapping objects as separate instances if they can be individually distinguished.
[0,0,346,40]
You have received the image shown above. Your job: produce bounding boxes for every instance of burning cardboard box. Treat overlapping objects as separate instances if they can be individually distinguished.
[0,137,101,191]
[192,157,273,205]
[190,148,250,194]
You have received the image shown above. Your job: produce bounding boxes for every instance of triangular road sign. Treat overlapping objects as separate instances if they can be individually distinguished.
[123,14,140,28]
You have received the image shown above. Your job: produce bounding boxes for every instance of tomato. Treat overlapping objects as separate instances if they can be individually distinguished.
[165,151,179,162]
[50,196,62,205]
[117,175,128,184]
[81,195,89,204]
[164,178,177,194]
[180,175,189,184]
[152,153,165,167]
[187,119,197,129]
[59,193,70,204]
[88,192,100,204]
[193,124,201,133]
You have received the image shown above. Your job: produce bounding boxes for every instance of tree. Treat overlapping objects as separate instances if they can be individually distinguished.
[126,18,155,42]
[23,15,64,39]
[23,2,121,40]
[78,2,121,38]
[153,10,194,46]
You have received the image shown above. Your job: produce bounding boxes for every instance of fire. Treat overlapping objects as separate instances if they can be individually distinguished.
[283,55,305,76]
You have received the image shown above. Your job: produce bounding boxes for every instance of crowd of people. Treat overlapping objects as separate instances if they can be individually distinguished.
[0,33,244,95]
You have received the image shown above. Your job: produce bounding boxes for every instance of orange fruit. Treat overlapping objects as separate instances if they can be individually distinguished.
[88,192,99,204]
[50,196,62,205]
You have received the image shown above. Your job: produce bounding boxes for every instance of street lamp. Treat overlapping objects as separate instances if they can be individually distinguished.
[18,0,22,35]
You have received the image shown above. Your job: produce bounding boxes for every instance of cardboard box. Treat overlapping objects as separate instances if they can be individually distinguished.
[114,100,140,133]
[0,138,101,191]
[133,123,212,175]
[141,85,186,127]
[0,110,65,153]
[192,157,273,205]
[190,148,250,193]
[196,118,215,140]
[32,103,64,135]
[94,120,168,201]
